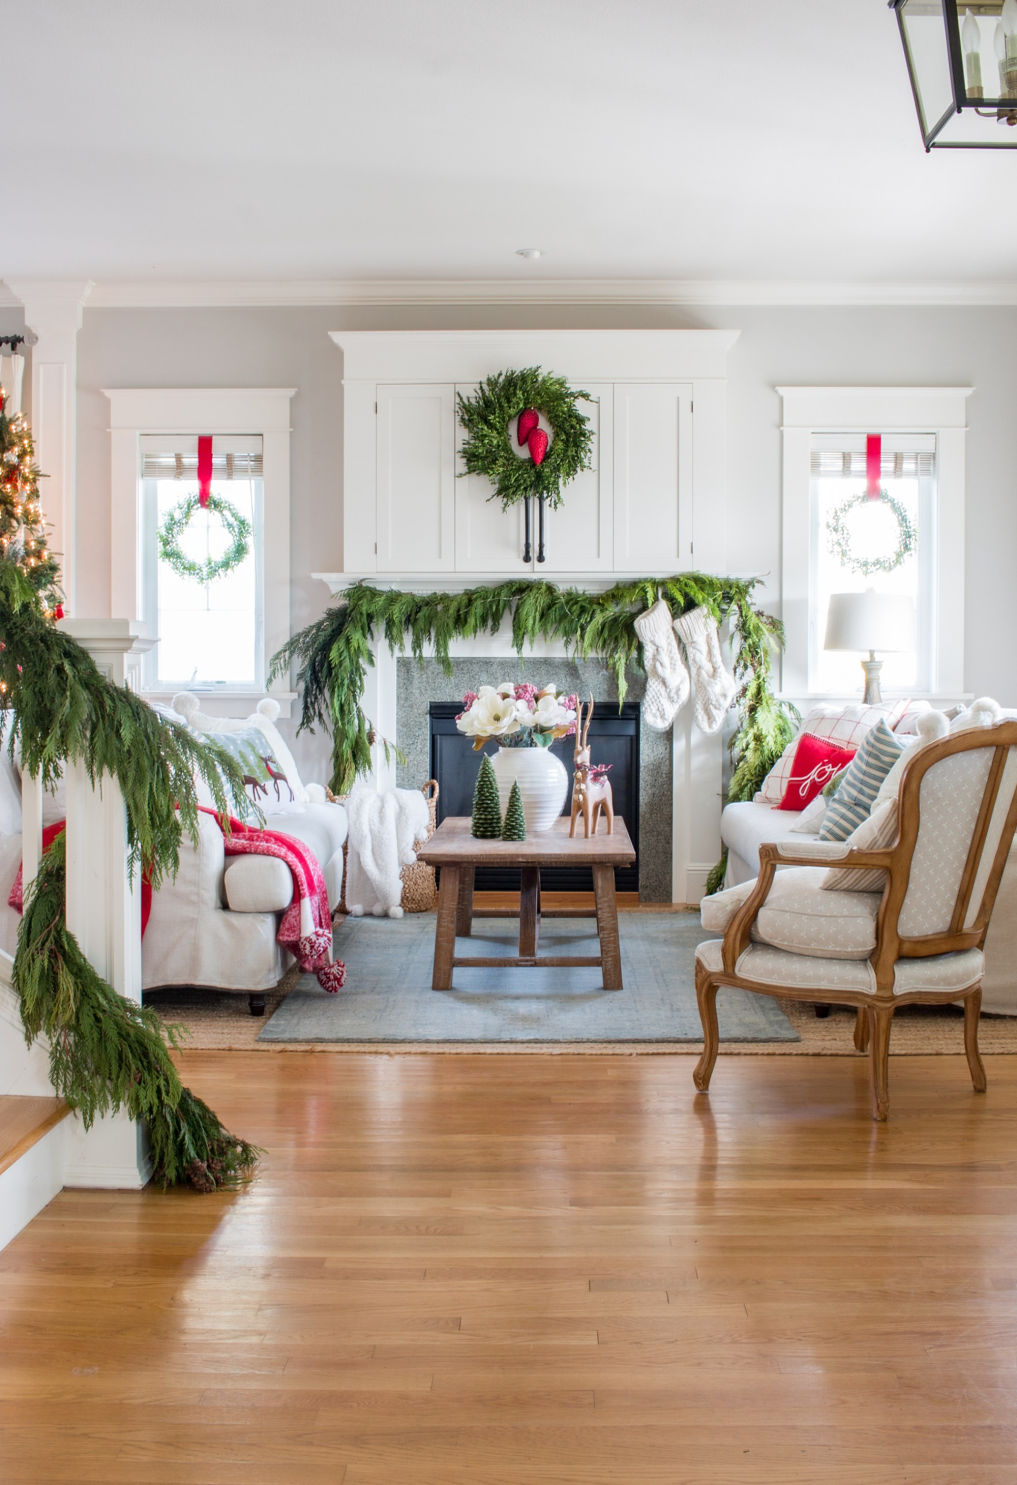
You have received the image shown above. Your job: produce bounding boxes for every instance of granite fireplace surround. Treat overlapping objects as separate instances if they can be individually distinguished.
[395,658,673,901]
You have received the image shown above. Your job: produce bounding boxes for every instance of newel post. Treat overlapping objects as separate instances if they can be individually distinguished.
[59,619,156,1188]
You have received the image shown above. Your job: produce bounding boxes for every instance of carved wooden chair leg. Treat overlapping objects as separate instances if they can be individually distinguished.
[869,1005,895,1121]
[693,960,721,1092]
[964,986,987,1093]
[853,1007,870,1053]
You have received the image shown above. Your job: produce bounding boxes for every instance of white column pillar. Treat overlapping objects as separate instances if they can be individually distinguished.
[59,618,157,1189]
[5,280,93,616]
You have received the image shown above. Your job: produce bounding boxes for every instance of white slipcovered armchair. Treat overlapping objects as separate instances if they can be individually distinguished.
[694,723,1017,1120]
[141,694,347,1014]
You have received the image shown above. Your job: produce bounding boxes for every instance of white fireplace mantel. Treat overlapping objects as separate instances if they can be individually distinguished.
[313,572,722,905]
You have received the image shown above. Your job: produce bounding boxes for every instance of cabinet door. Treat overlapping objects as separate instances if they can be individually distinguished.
[376,384,455,572]
[453,383,612,574]
[454,383,532,573]
[539,385,612,572]
[613,383,693,572]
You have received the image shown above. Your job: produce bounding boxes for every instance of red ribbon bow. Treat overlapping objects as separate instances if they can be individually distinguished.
[197,434,213,509]
[866,434,881,500]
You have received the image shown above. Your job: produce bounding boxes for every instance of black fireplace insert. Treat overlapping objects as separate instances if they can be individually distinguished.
[427,700,640,893]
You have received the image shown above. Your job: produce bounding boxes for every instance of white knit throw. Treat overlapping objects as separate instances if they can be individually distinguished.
[345,783,430,918]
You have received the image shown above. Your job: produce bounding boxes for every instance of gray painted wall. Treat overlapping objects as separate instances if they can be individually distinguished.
[72,301,1017,781]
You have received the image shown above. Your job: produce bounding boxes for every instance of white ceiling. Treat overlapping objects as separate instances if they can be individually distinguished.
[4,0,1015,302]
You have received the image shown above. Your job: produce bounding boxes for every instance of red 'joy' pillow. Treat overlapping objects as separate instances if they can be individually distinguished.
[776,733,857,811]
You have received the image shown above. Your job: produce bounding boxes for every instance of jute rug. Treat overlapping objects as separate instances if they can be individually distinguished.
[145,910,1017,1057]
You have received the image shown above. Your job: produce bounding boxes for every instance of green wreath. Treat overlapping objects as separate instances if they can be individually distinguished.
[158,492,252,584]
[827,489,917,577]
[456,366,594,511]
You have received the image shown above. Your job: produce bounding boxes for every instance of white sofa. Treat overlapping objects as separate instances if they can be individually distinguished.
[0,696,348,1016]
[719,703,1017,1015]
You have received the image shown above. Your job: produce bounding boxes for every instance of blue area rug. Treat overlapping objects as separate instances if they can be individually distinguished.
[258,912,798,1046]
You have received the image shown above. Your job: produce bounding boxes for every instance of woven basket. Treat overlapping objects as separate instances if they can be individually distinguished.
[325,787,350,916]
[400,779,439,912]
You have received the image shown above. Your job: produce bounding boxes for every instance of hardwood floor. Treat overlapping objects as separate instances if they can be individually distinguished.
[3,1049,1017,1483]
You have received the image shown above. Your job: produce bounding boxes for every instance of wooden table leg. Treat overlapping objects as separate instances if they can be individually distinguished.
[432,863,461,991]
[519,866,540,959]
[592,863,622,990]
[456,865,475,937]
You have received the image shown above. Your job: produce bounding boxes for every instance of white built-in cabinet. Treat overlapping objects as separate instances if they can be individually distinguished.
[331,331,738,581]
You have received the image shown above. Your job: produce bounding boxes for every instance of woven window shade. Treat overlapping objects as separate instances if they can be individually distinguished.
[139,434,262,479]
[810,450,935,479]
[810,433,936,480]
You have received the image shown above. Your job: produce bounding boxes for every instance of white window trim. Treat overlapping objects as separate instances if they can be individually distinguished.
[104,387,295,710]
[778,385,972,699]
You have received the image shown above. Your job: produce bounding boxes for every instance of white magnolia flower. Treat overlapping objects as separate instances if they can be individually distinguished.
[462,692,521,739]
[518,693,574,731]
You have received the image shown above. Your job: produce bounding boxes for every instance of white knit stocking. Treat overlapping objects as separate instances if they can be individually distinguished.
[633,598,690,731]
[673,605,737,734]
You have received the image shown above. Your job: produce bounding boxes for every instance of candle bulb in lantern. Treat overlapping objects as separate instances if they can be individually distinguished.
[963,9,983,96]
[1004,0,1017,87]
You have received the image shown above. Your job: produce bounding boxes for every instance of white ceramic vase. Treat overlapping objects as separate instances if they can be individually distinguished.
[489,745,569,834]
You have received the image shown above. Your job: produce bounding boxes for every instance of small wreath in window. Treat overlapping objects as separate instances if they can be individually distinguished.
[826,489,917,577]
[158,492,252,583]
[456,366,594,510]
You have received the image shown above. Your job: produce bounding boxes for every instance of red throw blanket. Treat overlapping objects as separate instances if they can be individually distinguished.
[9,822,153,932]
[201,809,346,993]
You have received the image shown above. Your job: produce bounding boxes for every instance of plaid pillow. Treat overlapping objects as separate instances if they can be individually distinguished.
[757,700,909,805]
[819,718,904,843]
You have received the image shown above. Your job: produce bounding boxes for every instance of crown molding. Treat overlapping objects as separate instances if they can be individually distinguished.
[66,277,1017,310]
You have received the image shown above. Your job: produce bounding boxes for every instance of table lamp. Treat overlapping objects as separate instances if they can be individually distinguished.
[824,591,914,705]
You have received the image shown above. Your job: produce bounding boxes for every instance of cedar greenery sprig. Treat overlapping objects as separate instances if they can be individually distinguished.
[16,834,262,1188]
[456,367,594,511]
[0,562,247,882]
[0,559,260,1188]
[270,574,798,830]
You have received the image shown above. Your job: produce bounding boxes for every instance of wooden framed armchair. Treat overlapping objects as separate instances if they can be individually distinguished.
[694,722,1017,1120]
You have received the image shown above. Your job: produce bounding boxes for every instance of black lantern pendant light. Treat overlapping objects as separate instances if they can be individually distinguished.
[891,0,1017,147]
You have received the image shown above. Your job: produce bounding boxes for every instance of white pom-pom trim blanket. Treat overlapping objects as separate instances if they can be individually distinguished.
[202,809,346,993]
[345,782,431,919]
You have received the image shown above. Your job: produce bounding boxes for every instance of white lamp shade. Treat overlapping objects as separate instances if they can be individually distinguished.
[824,591,914,655]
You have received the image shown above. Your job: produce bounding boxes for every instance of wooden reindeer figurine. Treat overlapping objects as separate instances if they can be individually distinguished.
[569,696,614,838]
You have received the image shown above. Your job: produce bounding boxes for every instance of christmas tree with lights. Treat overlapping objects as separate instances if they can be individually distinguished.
[0,380,61,615]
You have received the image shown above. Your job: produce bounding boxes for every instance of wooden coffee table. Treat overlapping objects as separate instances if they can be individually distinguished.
[417,815,636,992]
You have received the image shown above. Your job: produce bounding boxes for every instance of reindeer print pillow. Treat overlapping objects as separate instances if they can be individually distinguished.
[209,727,298,819]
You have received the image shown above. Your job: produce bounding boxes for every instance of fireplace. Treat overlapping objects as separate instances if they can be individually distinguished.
[394,657,677,902]
[427,700,640,892]
[313,570,728,906]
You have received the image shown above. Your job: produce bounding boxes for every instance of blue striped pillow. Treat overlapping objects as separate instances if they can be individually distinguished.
[818,717,903,842]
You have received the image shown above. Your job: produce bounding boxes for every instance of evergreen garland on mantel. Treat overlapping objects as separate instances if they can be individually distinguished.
[0,561,261,1190]
[272,574,798,886]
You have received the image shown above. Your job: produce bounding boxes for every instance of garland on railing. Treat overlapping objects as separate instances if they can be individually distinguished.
[270,574,797,892]
[0,561,261,1189]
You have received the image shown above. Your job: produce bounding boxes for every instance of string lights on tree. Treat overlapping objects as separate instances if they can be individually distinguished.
[0,381,62,618]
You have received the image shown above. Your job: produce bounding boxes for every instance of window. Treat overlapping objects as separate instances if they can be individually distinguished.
[810,434,934,695]
[779,387,971,699]
[139,435,263,690]
[105,387,295,708]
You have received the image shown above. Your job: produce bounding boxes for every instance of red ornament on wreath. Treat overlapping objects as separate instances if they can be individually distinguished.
[528,428,548,466]
[516,407,540,446]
